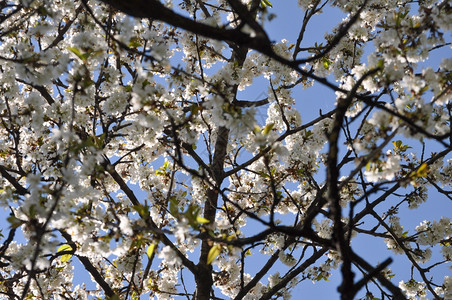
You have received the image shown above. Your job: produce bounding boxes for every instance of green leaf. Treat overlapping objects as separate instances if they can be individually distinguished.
[196,216,210,224]
[306,130,313,137]
[258,171,270,179]
[67,47,84,60]
[146,243,156,258]
[67,47,102,62]
[253,125,261,134]
[207,244,222,265]
[322,57,331,70]
[416,163,428,177]
[376,59,385,69]
[392,140,402,148]
[262,123,274,135]
[163,160,169,169]
[133,204,150,218]
[128,36,142,48]
[93,133,106,149]
[7,215,24,229]
[314,274,329,281]
[410,162,428,179]
[57,244,73,263]
[260,0,273,7]
[156,161,170,176]
[80,52,91,61]
[184,204,201,227]
[393,140,412,152]
[169,197,179,217]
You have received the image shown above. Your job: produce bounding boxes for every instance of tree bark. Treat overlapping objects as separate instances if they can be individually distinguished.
[196,126,229,300]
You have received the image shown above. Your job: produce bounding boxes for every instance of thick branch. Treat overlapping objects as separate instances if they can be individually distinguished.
[96,0,271,50]
[60,231,116,298]
[351,252,407,300]
[0,165,28,195]
[327,68,379,299]
[260,249,327,300]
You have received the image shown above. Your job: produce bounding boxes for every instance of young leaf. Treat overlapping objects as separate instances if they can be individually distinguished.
[416,163,428,178]
[67,47,84,60]
[322,57,331,69]
[207,244,221,265]
[196,216,210,224]
[262,123,274,135]
[260,0,273,8]
[57,244,73,263]
[147,243,156,258]
[7,215,24,229]
[392,140,402,149]
[169,197,180,217]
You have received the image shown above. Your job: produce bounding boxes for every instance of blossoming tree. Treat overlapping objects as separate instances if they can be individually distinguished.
[0,0,451,299]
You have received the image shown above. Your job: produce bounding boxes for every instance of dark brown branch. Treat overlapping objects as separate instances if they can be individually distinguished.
[352,257,393,299]
[326,68,380,299]
[260,249,327,300]
[294,0,370,64]
[350,252,407,299]
[15,78,55,105]
[59,231,116,298]
[96,0,271,50]
[0,165,28,195]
